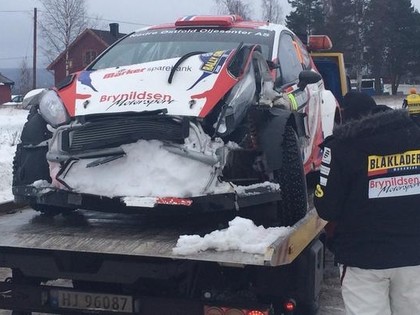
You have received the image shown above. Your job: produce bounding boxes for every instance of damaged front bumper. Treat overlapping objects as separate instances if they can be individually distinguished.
[13,183,282,215]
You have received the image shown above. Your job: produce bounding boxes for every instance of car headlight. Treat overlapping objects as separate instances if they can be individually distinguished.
[39,90,70,127]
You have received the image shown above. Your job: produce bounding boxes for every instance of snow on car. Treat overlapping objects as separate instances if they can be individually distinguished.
[12,15,340,226]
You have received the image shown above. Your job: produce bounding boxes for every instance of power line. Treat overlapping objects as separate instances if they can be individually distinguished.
[1,9,150,26]
[0,10,32,13]
[90,16,150,27]
[0,57,30,61]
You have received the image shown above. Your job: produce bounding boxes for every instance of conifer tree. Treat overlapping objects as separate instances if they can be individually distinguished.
[365,0,418,93]
[286,0,326,40]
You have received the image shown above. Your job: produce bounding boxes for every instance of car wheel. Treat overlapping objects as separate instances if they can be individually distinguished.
[274,125,308,226]
[12,111,51,187]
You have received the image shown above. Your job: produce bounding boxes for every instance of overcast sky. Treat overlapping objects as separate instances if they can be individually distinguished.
[1,0,419,69]
[0,0,288,69]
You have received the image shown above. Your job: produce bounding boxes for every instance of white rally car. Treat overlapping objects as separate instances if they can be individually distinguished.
[13,15,340,226]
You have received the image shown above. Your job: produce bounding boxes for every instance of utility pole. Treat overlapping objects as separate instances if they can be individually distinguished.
[33,7,37,89]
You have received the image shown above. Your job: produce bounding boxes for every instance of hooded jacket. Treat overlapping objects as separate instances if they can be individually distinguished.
[314,109,420,269]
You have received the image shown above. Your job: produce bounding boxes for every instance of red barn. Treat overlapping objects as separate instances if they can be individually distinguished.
[0,73,14,104]
[47,23,125,85]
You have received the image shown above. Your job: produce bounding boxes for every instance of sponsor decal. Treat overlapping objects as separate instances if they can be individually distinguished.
[188,50,231,90]
[99,91,175,110]
[320,165,330,176]
[315,184,324,198]
[367,150,420,176]
[368,174,420,198]
[103,68,145,79]
[322,147,332,164]
[102,66,192,79]
[200,50,228,74]
[320,176,328,186]
[147,65,192,72]
[78,71,97,92]
[130,29,271,37]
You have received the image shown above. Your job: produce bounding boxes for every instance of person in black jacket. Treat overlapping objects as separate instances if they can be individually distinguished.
[314,92,420,315]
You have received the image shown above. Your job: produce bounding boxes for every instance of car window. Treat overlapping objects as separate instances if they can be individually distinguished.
[277,32,303,85]
[89,28,275,70]
[294,37,311,69]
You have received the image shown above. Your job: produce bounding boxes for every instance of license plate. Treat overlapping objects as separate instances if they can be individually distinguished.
[50,289,133,313]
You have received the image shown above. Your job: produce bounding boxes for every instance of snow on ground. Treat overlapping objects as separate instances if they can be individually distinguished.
[0,107,28,203]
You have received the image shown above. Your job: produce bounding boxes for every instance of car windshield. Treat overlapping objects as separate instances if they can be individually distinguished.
[89,28,274,70]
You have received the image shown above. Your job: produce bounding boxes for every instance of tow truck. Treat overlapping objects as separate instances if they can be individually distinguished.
[1,15,349,315]
[0,200,326,315]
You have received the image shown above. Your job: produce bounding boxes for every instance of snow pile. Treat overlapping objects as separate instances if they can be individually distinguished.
[173,216,290,255]
[61,139,233,198]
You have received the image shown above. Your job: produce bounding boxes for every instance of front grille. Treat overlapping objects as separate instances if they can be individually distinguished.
[62,116,189,153]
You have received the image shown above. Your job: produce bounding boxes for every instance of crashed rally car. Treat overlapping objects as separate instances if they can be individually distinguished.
[13,15,339,226]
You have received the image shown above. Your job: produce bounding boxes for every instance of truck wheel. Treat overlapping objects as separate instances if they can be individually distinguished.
[274,126,308,226]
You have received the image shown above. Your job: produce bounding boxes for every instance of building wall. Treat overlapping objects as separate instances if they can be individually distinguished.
[51,34,108,85]
[53,58,67,86]
[0,85,12,104]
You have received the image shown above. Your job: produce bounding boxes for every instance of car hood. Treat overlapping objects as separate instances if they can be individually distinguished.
[58,50,238,118]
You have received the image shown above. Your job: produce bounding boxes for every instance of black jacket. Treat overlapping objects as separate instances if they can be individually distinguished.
[314,109,420,269]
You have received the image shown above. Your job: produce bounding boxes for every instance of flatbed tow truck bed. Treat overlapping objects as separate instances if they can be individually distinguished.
[0,204,325,267]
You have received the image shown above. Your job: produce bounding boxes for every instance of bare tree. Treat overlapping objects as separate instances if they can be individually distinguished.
[17,58,32,95]
[215,0,253,19]
[261,0,284,23]
[39,0,90,73]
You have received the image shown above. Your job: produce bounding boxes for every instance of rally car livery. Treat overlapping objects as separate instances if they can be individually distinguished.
[13,15,339,226]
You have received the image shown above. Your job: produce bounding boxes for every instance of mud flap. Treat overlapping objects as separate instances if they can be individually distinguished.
[295,239,324,315]
[258,107,305,172]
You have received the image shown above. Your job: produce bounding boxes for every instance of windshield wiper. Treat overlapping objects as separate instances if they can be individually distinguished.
[168,51,206,84]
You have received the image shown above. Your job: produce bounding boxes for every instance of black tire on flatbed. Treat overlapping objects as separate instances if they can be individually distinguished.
[274,125,308,226]
[13,110,75,216]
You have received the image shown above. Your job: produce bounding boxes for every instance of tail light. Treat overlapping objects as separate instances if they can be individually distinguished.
[204,306,269,315]
[283,299,296,314]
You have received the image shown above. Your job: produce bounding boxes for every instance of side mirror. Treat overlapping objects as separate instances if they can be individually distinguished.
[297,70,322,90]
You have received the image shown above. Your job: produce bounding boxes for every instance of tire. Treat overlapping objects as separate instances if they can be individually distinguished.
[274,126,308,226]
[13,111,76,216]
[12,112,51,187]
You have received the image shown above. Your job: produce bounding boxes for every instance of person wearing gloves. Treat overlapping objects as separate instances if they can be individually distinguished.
[314,91,420,315]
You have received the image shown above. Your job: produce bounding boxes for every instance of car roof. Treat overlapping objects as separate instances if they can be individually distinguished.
[135,15,289,34]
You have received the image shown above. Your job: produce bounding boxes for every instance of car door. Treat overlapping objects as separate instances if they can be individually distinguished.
[276,31,322,169]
